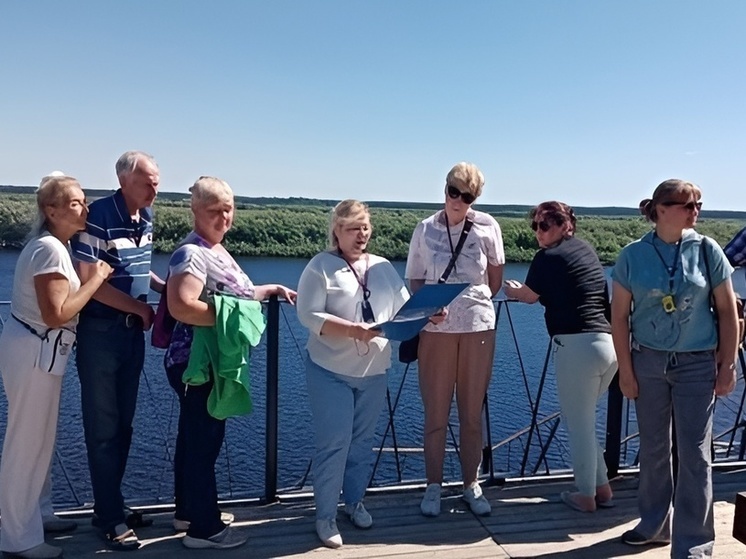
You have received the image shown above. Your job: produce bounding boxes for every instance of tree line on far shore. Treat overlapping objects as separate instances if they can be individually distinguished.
[0,194,743,264]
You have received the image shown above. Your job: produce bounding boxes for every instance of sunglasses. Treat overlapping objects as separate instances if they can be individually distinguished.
[660,200,703,211]
[446,185,476,205]
[531,220,553,232]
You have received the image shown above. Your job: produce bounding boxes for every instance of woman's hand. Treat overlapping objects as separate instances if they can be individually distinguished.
[503,279,540,304]
[276,285,297,305]
[503,279,523,298]
[715,362,737,396]
[428,307,448,325]
[348,322,381,342]
[619,371,639,400]
[92,260,113,282]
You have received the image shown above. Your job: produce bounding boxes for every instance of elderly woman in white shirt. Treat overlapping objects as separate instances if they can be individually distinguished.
[406,162,504,518]
[296,200,410,549]
[0,175,111,559]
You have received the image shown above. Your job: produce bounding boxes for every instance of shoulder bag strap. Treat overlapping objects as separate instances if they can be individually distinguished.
[439,218,473,284]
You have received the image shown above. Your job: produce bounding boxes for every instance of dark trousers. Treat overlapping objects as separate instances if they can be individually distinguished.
[76,316,144,532]
[166,360,225,539]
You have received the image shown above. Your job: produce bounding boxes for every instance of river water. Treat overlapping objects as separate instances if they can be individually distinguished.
[0,250,742,508]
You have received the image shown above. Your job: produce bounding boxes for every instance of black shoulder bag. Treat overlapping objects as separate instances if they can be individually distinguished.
[702,236,745,347]
[399,217,474,363]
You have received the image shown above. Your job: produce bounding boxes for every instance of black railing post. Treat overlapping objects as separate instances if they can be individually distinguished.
[604,371,623,478]
[264,295,280,503]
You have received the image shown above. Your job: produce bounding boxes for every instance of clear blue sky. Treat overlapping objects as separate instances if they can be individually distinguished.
[2,1,745,210]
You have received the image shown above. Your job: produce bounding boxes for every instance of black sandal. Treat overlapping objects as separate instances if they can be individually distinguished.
[104,525,141,551]
[125,510,153,529]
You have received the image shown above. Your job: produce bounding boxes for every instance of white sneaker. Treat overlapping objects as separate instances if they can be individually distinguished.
[173,511,235,532]
[315,519,343,549]
[182,526,247,550]
[463,482,491,516]
[345,502,373,529]
[420,483,442,517]
[6,543,62,559]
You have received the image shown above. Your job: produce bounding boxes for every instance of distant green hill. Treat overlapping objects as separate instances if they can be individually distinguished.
[2,185,744,220]
[1,186,744,262]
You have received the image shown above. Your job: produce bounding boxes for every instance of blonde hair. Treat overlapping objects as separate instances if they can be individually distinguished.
[328,199,370,250]
[189,176,234,209]
[639,179,702,222]
[445,162,485,198]
[26,174,82,241]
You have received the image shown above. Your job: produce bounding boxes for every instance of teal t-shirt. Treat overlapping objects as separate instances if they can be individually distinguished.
[612,229,733,352]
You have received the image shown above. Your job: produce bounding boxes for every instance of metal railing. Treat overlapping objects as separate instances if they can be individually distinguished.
[1,297,744,508]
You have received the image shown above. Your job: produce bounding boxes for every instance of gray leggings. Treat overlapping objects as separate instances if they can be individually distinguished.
[553,332,617,496]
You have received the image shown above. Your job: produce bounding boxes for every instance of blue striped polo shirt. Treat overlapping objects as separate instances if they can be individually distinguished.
[71,189,154,318]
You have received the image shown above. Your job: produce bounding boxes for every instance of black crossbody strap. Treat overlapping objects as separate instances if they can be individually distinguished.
[12,313,50,341]
[439,218,473,284]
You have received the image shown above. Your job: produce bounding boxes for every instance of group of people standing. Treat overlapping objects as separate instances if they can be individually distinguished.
[0,157,741,559]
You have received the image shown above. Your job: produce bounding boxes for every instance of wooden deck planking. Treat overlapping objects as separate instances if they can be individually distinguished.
[48,469,746,558]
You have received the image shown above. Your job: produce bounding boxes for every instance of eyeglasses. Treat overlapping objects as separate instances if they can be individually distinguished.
[446,185,476,205]
[660,200,702,211]
[531,220,553,232]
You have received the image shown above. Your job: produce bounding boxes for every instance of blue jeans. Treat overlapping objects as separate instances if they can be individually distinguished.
[306,357,387,520]
[632,345,716,559]
[166,360,226,539]
[76,315,144,532]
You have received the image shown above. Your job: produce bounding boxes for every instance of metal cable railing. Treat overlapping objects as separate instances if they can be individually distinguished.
[0,298,744,509]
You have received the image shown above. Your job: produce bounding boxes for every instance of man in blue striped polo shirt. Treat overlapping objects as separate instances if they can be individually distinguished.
[72,151,164,550]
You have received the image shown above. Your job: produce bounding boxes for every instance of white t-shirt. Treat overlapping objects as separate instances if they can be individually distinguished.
[405,209,504,333]
[297,251,409,377]
[10,233,81,331]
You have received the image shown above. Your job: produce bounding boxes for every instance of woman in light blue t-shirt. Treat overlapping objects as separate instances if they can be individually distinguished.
[611,179,739,559]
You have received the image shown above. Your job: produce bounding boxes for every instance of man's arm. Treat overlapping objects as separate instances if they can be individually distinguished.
[78,261,154,330]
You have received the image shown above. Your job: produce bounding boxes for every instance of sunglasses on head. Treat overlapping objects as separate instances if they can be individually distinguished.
[446,185,476,205]
[660,200,702,211]
[531,220,554,232]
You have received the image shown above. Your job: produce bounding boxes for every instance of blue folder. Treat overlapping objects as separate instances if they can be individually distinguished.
[375,282,470,341]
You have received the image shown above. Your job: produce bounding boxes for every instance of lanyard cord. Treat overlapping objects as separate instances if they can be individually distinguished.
[337,251,371,301]
[651,232,682,293]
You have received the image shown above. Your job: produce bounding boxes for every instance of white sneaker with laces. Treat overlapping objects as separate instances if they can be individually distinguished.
[420,483,442,517]
[345,502,373,529]
[315,518,343,548]
[463,482,491,516]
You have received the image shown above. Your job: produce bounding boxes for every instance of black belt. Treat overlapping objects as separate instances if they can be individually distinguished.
[80,312,142,329]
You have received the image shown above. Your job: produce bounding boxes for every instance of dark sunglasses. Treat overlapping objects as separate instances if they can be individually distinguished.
[660,200,703,211]
[446,185,476,205]
[531,220,553,232]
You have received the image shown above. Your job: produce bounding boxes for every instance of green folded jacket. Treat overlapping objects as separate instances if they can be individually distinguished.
[183,293,266,419]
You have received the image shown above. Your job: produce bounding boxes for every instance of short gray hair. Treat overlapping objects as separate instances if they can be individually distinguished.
[115,150,158,178]
[189,176,234,208]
